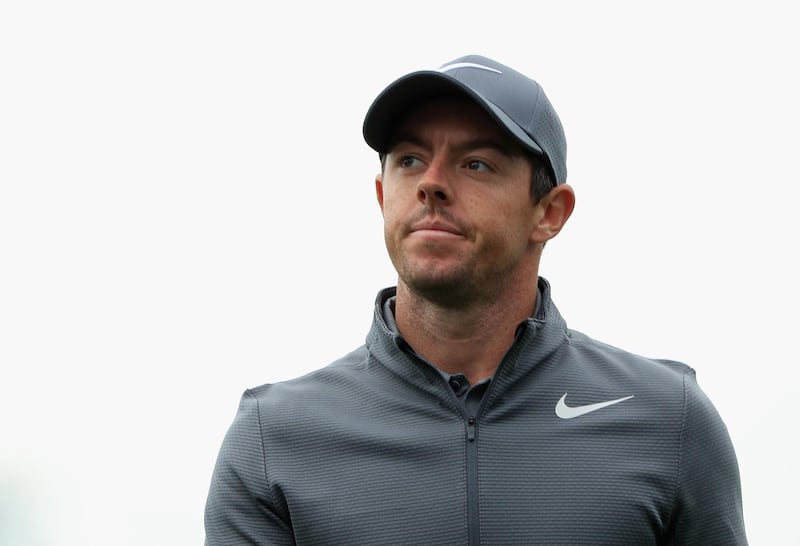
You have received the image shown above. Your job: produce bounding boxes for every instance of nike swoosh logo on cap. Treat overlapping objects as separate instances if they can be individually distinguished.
[555,393,634,419]
[437,62,502,75]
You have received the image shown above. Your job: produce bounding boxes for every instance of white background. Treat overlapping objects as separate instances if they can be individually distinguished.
[1,1,797,544]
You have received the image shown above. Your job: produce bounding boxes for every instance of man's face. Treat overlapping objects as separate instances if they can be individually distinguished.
[376,98,541,307]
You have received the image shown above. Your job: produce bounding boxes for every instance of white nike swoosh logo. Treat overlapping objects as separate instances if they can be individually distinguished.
[437,62,502,75]
[555,393,634,419]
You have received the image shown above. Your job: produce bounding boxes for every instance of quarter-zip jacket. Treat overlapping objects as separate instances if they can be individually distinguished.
[205,279,747,545]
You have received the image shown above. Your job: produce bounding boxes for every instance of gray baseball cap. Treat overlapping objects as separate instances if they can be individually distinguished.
[362,54,567,186]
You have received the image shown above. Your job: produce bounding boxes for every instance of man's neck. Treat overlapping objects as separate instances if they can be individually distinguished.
[394,281,538,385]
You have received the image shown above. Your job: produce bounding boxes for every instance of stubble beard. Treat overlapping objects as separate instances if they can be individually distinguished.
[394,249,511,310]
[388,209,522,310]
[391,229,536,311]
[399,265,476,309]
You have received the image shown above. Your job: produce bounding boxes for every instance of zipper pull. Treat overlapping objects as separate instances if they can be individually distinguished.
[467,416,476,441]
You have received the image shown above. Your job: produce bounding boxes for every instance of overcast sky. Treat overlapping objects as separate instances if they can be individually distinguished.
[1,1,798,544]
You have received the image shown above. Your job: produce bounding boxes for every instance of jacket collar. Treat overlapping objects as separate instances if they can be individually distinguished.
[365,278,569,401]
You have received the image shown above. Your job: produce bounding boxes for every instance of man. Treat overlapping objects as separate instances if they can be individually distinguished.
[205,55,747,545]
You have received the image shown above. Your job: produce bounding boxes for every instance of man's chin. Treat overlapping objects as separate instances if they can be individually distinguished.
[402,274,475,309]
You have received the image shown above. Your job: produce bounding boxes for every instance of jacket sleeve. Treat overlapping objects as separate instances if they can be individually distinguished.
[669,370,747,545]
[204,391,295,546]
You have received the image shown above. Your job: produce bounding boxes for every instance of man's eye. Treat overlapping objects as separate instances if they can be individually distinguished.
[466,159,490,172]
[400,156,422,168]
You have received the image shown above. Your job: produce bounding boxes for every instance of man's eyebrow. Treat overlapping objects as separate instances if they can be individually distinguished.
[387,132,426,152]
[387,135,515,158]
[453,138,515,158]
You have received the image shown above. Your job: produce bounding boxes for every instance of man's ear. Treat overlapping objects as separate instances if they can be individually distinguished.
[531,184,575,244]
[375,174,385,213]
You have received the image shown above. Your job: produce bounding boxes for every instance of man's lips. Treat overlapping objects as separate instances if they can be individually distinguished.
[408,221,464,238]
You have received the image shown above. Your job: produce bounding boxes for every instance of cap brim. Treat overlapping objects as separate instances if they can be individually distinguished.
[363,70,544,157]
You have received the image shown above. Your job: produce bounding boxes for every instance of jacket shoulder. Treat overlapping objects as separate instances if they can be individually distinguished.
[247,344,371,401]
[565,328,696,386]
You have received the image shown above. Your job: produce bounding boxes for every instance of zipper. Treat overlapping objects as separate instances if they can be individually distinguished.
[467,416,477,441]
[465,414,480,545]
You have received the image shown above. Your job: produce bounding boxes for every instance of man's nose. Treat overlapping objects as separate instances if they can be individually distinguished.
[416,164,453,205]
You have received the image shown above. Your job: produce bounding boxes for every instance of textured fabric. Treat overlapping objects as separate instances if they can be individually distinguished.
[205,279,747,545]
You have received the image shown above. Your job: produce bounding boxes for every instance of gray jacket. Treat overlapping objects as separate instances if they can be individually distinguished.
[205,279,747,545]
